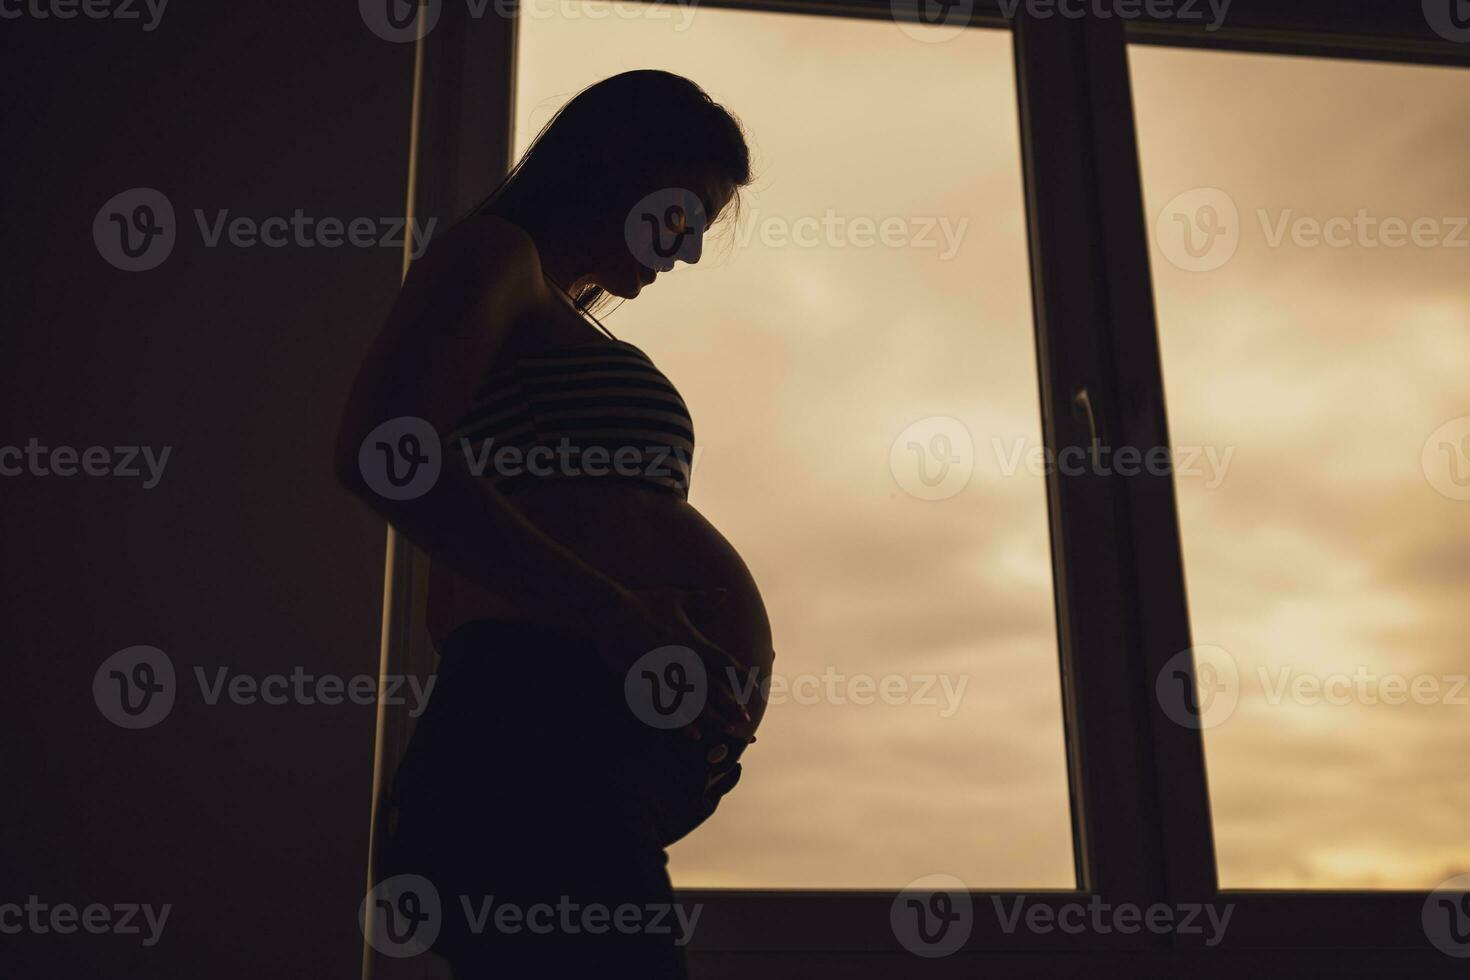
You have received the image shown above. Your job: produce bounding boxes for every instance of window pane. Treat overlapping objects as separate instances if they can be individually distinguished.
[516,8,1074,888]
[1133,46,1470,889]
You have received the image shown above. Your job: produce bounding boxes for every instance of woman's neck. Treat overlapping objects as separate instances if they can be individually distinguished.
[514,216,598,297]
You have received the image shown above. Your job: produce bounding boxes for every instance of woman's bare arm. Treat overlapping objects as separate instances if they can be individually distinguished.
[332,215,629,630]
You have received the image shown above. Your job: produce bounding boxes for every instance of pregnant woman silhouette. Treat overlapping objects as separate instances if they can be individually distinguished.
[335,71,773,978]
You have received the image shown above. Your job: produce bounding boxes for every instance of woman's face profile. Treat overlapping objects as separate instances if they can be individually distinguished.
[592,176,735,300]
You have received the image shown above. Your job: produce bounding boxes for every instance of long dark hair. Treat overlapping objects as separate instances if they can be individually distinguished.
[473,70,753,316]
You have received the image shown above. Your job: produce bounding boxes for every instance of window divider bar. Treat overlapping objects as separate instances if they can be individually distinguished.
[1013,11,1176,913]
[1075,14,1222,918]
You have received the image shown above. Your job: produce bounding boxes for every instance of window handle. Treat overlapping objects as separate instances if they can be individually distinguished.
[1072,385,1100,467]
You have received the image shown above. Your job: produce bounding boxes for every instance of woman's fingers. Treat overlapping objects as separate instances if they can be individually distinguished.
[671,619,752,725]
[612,583,757,736]
[704,647,751,711]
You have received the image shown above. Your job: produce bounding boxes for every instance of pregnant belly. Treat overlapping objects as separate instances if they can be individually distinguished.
[428,480,774,729]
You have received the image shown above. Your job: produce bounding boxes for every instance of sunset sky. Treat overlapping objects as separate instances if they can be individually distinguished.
[1132,45,1470,889]
[511,6,1470,890]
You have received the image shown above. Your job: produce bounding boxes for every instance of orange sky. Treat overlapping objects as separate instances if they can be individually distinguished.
[513,5,1470,890]
[1133,44,1470,888]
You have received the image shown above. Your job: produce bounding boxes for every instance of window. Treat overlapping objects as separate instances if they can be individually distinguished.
[370,3,1470,975]
[1133,45,1470,890]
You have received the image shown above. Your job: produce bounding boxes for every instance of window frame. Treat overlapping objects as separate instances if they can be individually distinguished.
[365,2,1470,975]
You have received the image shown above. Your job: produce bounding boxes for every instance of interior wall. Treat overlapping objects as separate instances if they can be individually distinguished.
[1,9,413,977]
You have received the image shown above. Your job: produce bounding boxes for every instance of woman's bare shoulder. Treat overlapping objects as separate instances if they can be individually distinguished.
[401,212,548,321]
[416,212,543,281]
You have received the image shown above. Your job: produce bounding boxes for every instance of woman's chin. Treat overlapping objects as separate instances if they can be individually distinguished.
[602,271,650,300]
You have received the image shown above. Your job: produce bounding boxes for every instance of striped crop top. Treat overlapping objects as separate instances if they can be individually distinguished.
[447,339,695,498]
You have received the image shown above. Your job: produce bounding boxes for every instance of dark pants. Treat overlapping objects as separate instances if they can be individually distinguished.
[381,619,746,978]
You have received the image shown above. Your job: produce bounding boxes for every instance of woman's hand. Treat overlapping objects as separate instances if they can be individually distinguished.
[594,584,756,739]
